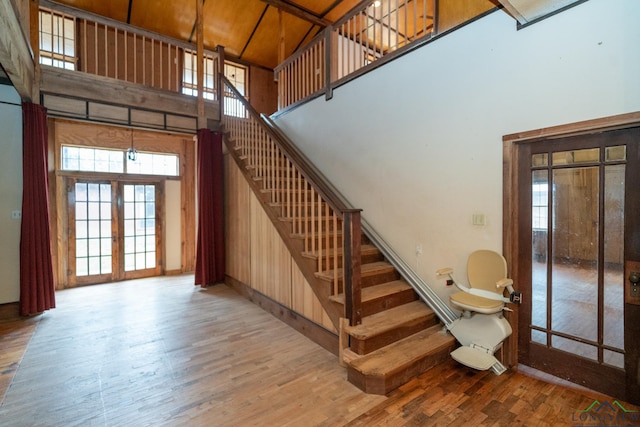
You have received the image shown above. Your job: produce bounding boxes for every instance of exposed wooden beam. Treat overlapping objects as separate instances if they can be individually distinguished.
[0,0,34,100]
[278,9,285,64]
[196,0,205,128]
[260,0,331,27]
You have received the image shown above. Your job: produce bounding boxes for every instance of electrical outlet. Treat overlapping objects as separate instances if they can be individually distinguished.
[11,210,22,219]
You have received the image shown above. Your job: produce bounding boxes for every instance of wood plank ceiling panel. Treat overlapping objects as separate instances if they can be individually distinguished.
[52,0,130,22]
[201,0,269,59]
[241,6,320,68]
[129,0,197,43]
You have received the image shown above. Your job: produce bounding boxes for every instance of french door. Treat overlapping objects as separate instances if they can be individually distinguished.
[517,127,639,402]
[69,179,163,286]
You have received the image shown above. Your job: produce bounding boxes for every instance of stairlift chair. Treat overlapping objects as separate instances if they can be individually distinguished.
[436,250,522,375]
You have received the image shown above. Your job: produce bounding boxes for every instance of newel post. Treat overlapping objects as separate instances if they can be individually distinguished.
[343,209,362,326]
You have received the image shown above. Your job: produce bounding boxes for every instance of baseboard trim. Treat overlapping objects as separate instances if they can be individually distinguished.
[0,302,20,321]
[225,275,339,356]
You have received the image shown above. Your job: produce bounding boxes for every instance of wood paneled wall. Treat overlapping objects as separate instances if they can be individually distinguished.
[224,154,335,332]
[437,0,498,34]
[49,119,196,288]
[249,65,278,115]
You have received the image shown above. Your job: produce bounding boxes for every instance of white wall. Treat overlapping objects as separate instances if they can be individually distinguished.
[274,0,640,303]
[0,84,23,304]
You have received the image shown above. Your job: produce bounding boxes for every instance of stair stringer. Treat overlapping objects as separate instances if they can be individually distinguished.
[223,132,344,331]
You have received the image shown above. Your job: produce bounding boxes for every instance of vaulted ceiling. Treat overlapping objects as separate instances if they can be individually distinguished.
[52,0,362,70]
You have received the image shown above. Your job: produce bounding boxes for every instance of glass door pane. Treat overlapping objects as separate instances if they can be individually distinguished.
[529,147,625,369]
[75,182,112,278]
[123,184,157,272]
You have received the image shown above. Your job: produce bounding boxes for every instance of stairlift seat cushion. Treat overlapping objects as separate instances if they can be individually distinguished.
[450,291,503,314]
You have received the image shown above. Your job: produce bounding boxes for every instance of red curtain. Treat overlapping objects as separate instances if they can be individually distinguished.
[195,129,225,287]
[20,103,55,316]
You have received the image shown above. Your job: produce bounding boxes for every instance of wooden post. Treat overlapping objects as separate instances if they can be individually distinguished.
[216,44,225,118]
[278,9,285,65]
[343,209,362,326]
[196,0,205,129]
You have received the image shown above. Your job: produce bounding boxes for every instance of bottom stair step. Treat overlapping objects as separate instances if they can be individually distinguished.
[346,324,456,395]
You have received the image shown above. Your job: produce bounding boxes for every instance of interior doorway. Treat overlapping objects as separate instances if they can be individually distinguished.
[504,116,640,404]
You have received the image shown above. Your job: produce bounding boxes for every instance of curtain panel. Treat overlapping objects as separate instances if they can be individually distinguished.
[20,102,56,316]
[194,129,225,287]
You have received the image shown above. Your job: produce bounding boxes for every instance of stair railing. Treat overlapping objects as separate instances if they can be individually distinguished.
[275,0,438,110]
[221,76,364,326]
[260,114,459,327]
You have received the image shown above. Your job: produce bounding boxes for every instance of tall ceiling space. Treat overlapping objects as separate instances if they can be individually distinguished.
[51,0,362,69]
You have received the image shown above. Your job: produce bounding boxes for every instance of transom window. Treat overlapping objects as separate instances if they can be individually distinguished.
[62,145,179,176]
[39,9,76,70]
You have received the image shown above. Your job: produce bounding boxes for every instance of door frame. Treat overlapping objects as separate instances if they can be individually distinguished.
[503,111,640,404]
[64,173,166,286]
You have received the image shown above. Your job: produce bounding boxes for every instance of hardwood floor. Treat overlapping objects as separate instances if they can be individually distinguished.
[1,275,637,426]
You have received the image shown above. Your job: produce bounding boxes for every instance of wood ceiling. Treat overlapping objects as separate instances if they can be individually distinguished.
[51,0,362,70]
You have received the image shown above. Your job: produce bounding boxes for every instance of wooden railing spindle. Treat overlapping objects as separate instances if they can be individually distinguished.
[221,77,364,327]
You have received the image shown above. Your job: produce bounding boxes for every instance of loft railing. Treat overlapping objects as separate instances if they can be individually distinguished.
[275,0,499,111]
[275,0,437,110]
[221,76,364,326]
[39,0,220,98]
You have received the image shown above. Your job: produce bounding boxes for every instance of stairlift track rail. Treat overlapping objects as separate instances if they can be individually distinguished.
[262,116,513,376]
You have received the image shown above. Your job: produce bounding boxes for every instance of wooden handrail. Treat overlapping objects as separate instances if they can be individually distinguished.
[221,76,363,326]
[222,76,352,215]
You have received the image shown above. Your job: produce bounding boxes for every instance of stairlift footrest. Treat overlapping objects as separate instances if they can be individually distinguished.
[450,346,505,374]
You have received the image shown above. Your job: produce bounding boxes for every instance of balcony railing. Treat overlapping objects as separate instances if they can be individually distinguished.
[275,0,497,111]
[39,0,220,99]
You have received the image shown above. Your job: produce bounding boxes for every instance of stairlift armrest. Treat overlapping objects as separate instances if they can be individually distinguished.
[436,267,469,291]
[496,278,522,305]
[496,278,514,292]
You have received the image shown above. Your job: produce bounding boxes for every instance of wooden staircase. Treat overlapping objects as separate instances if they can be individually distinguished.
[314,237,456,395]
[221,79,456,396]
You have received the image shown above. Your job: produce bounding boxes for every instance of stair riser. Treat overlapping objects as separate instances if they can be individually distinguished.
[320,269,401,293]
[360,288,418,317]
[314,251,384,271]
[346,340,455,395]
[350,315,438,355]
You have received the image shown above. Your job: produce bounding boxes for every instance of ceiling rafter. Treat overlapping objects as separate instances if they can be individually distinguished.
[240,5,270,60]
[260,0,332,27]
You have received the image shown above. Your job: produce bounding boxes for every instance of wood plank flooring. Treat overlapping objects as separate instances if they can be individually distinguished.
[1,274,638,426]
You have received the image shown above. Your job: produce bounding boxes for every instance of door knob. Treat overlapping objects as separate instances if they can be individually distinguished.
[630,271,640,287]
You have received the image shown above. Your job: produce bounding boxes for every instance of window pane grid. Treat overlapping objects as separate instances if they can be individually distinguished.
[39,9,76,70]
[123,184,156,272]
[182,50,216,100]
[62,145,178,176]
[75,183,112,277]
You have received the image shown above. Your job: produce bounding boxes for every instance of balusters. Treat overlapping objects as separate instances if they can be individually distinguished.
[220,80,363,326]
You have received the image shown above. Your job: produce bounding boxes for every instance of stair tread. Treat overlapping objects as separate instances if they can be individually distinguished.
[329,280,411,304]
[316,261,394,281]
[348,324,455,375]
[346,300,434,339]
[303,244,378,260]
